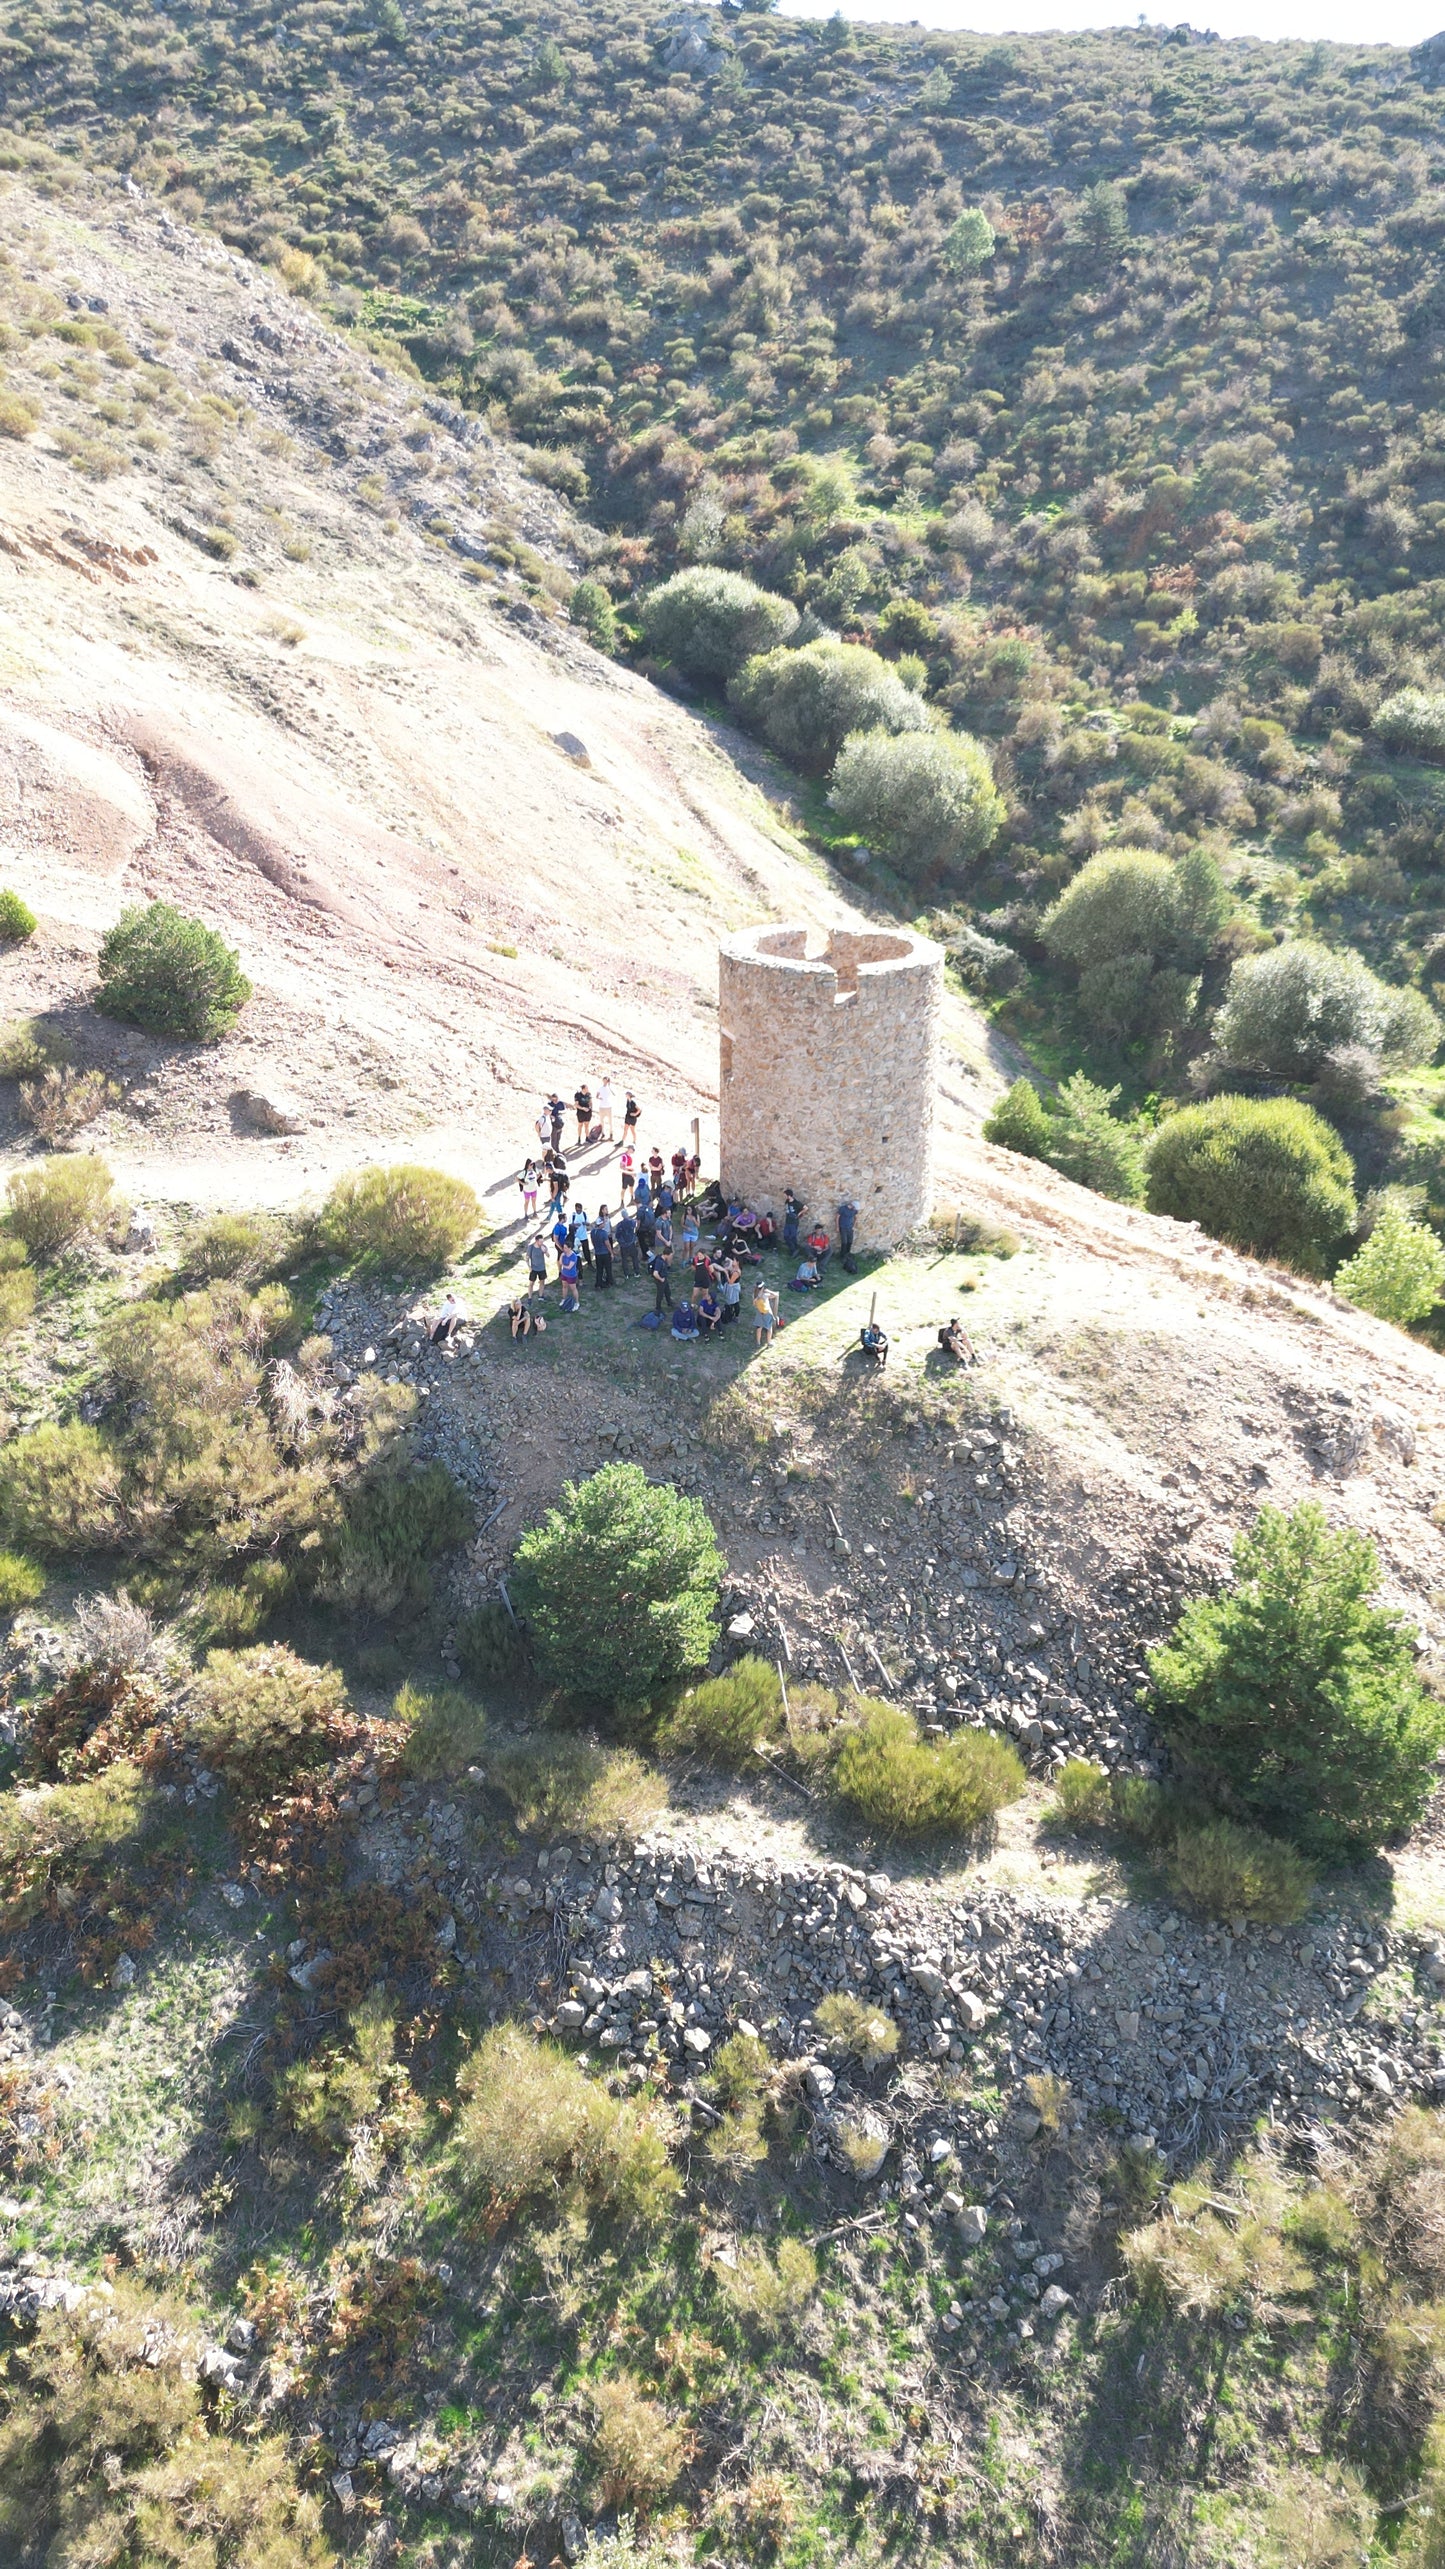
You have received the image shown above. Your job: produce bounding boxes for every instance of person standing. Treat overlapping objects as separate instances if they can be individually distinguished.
[783,1190,802,1256]
[574,1080,593,1149]
[617,1205,640,1278]
[536,1100,552,1150]
[753,1280,777,1346]
[623,1092,641,1148]
[837,1196,858,1273]
[597,1077,614,1143]
[618,1146,636,1204]
[527,1233,549,1292]
[651,1243,673,1314]
[520,1159,540,1223]
[647,1146,665,1196]
[558,1242,580,1312]
[591,1204,614,1289]
[549,1095,566,1152]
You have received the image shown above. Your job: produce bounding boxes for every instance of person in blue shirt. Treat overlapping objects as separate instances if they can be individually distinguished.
[617,1208,640,1279]
[558,1245,580,1311]
[670,1297,699,1341]
[591,1206,614,1289]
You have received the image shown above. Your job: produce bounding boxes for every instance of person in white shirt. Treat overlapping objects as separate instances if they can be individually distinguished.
[430,1291,465,1344]
[597,1077,614,1142]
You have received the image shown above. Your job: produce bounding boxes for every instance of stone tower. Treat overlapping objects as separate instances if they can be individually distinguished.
[717,924,944,1251]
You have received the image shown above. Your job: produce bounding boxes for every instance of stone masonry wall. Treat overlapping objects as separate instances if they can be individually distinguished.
[717,924,943,1250]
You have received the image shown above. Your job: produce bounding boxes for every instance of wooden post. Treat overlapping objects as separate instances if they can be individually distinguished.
[868,1292,877,1328]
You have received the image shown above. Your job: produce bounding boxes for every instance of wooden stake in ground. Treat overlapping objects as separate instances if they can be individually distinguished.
[868,1291,877,1328]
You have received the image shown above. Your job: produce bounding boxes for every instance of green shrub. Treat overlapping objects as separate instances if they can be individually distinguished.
[1375,688,1445,764]
[0,889,36,943]
[394,1679,485,1777]
[96,901,251,1042]
[490,1734,665,1841]
[1046,1757,1115,1831]
[0,391,39,439]
[728,639,927,773]
[639,565,797,680]
[1334,1202,1445,1324]
[0,1422,123,1556]
[655,1654,784,1765]
[1166,1816,1314,1924]
[6,1155,114,1260]
[456,2023,680,2223]
[0,1018,54,1080]
[0,1242,36,1339]
[0,1762,163,1925]
[829,1704,1024,1839]
[984,1077,1053,1160]
[0,1549,44,1608]
[0,2277,332,2567]
[716,2237,819,2337]
[1213,942,1438,1083]
[943,206,995,269]
[1043,844,1226,972]
[274,1990,418,2153]
[184,1209,289,1281]
[319,1162,479,1271]
[456,1598,528,1687]
[512,1461,724,1707]
[1148,1503,1445,1857]
[828,725,1003,880]
[190,1644,353,1797]
[1144,1095,1357,1273]
[321,1459,472,1617]
[590,2374,689,2514]
[19,1065,120,1147]
[814,1990,900,2067]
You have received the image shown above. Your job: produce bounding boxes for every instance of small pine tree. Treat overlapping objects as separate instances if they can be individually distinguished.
[1046,1073,1145,1204]
[512,1463,724,1708]
[1148,1502,1445,1857]
[570,578,617,653]
[0,889,36,944]
[96,903,251,1043]
[1333,1201,1445,1325]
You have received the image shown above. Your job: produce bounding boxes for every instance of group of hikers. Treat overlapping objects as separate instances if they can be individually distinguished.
[490,1078,979,1368]
[504,1080,865,1349]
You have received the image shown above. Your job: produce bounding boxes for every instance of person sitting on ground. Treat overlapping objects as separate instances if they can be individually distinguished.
[806,1222,831,1270]
[670,1295,700,1342]
[859,1317,888,1369]
[694,1283,721,1337]
[789,1255,820,1292]
[510,1296,547,1340]
[938,1317,977,1365]
[431,1291,465,1344]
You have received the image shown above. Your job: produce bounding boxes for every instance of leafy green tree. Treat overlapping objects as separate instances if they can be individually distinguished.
[1044,845,1227,972]
[512,1463,724,1709]
[729,641,926,773]
[942,209,995,271]
[1148,1503,1445,1856]
[639,568,797,682]
[1333,1200,1445,1324]
[0,890,35,944]
[96,903,251,1043]
[1144,1095,1357,1273]
[1213,943,1438,1083]
[827,726,1002,878]
[983,1078,1052,1159]
[1046,1072,1145,1202]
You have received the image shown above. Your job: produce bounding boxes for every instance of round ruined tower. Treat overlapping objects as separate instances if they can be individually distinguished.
[717,924,944,1251]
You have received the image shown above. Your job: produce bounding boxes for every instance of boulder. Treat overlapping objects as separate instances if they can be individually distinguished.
[232,1074,307,1135]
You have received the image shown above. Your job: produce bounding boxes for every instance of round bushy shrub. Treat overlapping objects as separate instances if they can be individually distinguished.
[829,1702,1024,1840]
[512,1462,724,1709]
[654,1655,784,1766]
[569,577,617,653]
[1043,844,1227,971]
[639,567,797,681]
[1148,1503,1445,1858]
[943,207,995,269]
[96,902,251,1042]
[0,889,36,944]
[1374,688,1445,765]
[728,640,927,774]
[828,726,1003,879]
[983,1077,1052,1160]
[1213,942,1438,1083]
[320,1164,479,1271]
[6,1156,114,1261]
[1144,1096,1357,1273]
[190,1644,353,1797]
